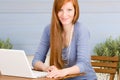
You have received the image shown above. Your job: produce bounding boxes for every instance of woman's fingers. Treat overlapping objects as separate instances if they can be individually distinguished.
[47,65,58,72]
[47,69,67,78]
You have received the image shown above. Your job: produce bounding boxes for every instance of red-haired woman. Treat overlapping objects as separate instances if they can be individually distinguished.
[32,0,97,80]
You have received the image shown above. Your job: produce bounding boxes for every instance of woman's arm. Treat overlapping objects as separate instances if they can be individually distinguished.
[62,65,80,75]
[47,65,80,78]
[33,61,49,72]
[75,24,91,73]
[32,25,50,71]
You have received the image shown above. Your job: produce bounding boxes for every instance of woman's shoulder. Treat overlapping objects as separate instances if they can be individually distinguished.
[74,21,90,39]
[43,24,51,36]
[44,24,51,31]
[75,21,89,32]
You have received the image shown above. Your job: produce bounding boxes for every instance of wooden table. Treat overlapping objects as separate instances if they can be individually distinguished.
[0,73,84,80]
[0,75,58,80]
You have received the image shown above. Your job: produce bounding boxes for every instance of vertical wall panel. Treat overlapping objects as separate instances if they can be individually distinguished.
[0,0,120,55]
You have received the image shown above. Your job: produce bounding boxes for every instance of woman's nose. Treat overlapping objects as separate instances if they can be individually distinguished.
[62,11,67,17]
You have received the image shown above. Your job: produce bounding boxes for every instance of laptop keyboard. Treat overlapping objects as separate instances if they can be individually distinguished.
[32,70,48,77]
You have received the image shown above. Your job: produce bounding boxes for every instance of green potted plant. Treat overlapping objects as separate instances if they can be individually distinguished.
[0,38,13,49]
[94,36,120,79]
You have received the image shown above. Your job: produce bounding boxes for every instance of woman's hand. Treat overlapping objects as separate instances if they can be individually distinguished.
[33,61,49,72]
[47,69,68,78]
[46,65,58,72]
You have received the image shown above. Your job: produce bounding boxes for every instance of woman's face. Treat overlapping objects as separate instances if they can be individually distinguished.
[58,1,75,26]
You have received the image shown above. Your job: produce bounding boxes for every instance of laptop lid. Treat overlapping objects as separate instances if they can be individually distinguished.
[0,49,47,78]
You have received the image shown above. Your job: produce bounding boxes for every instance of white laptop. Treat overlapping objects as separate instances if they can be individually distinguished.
[0,49,48,78]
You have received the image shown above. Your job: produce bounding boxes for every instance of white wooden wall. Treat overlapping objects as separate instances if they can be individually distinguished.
[0,0,120,55]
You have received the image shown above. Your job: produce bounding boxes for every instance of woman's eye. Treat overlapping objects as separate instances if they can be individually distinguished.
[68,9,72,11]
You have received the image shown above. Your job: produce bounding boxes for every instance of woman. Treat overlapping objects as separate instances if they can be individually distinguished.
[32,0,97,79]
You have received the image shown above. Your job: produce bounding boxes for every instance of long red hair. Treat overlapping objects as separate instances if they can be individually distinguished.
[50,0,79,69]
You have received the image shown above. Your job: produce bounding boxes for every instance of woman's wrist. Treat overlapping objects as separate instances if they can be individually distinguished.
[62,66,80,76]
[42,66,49,72]
[34,61,48,71]
[62,68,69,76]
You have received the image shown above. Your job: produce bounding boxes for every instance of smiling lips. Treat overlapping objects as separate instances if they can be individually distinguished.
[61,18,69,22]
